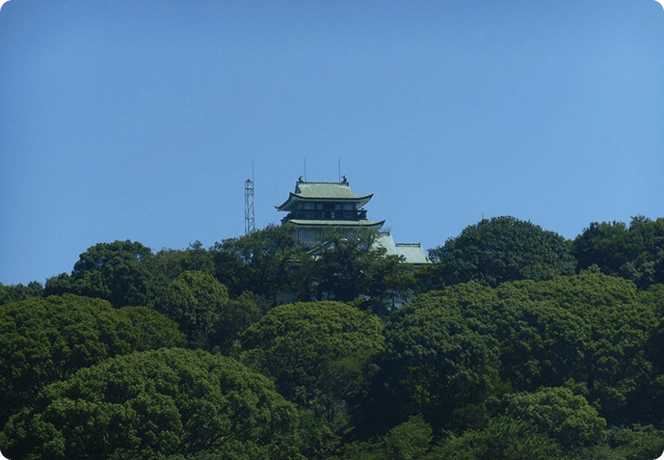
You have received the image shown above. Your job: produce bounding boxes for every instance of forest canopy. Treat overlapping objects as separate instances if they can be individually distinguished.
[2,215,664,459]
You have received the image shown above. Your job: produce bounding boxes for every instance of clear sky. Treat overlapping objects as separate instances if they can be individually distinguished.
[1,0,663,286]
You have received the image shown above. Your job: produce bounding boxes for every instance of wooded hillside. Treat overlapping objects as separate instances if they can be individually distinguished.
[1,216,663,459]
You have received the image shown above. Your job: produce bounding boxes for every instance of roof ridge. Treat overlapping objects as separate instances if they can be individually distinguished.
[299,181,349,185]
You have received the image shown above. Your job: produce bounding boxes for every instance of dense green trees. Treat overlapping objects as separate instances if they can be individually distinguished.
[432,415,567,460]
[156,271,231,347]
[0,281,43,305]
[212,226,412,310]
[240,301,385,458]
[213,224,308,304]
[429,216,576,287]
[573,216,664,289]
[2,214,664,459]
[376,294,501,431]
[497,274,658,425]
[504,386,606,447]
[379,273,658,429]
[1,348,303,460]
[304,230,411,309]
[0,294,185,428]
[155,270,261,351]
[45,240,156,308]
[241,301,384,406]
[152,241,216,282]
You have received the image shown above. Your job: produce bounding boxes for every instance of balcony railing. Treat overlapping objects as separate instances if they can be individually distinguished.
[286,209,367,221]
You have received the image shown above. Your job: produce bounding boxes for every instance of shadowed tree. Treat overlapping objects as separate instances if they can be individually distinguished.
[0,281,43,305]
[572,216,664,289]
[1,348,304,460]
[0,294,185,429]
[306,229,412,310]
[213,224,308,306]
[241,301,385,458]
[45,240,155,308]
[156,270,230,348]
[429,216,576,288]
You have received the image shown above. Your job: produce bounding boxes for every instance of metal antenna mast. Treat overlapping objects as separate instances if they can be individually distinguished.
[244,165,255,234]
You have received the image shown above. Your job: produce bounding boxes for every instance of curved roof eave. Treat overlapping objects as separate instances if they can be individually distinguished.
[285,219,385,228]
[275,192,374,211]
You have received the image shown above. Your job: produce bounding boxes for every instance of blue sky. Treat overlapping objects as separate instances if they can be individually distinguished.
[1,0,663,286]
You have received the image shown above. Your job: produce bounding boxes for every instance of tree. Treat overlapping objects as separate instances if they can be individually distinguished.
[241,301,385,407]
[241,301,385,457]
[590,425,664,460]
[429,216,576,288]
[496,273,658,426]
[151,241,216,282]
[372,273,658,431]
[45,240,156,308]
[330,415,434,460]
[208,291,262,355]
[375,294,502,431]
[0,281,43,305]
[381,415,434,460]
[431,416,566,460]
[573,216,664,289]
[1,348,303,460]
[147,241,217,302]
[213,224,309,305]
[0,294,185,429]
[156,271,230,348]
[505,387,606,448]
[305,229,412,311]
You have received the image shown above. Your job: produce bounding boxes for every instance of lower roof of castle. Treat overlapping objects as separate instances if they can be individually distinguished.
[285,219,385,228]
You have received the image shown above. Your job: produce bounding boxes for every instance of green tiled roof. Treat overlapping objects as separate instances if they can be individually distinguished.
[276,179,373,211]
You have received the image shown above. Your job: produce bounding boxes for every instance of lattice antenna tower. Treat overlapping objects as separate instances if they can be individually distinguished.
[244,164,255,234]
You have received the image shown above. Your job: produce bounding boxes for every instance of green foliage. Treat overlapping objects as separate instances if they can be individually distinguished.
[432,415,566,460]
[330,416,433,460]
[214,224,308,305]
[305,229,412,310]
[505,387,606,447]
[209,291,262,355]
[45,240,156,308]
[497,273,658,425]
[151,241,216,282]
[599,425,664,460]
[0,281,43,305]
[0,294,185,429]
[241,301,384,457]
[241,301,384,407]
[213,226,413,310]
[147,241,217,303]
[572,216,664,289]
[377,273,658,430]
[578,425,664,460]
[382,415,433,460]
[1,348,304,460]
[4,216,664,457]
[377,291,501,430]
[156,270,230,348]
[429,216,576,288]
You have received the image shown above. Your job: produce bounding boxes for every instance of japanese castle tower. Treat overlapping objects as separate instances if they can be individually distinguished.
[276,176,430,264]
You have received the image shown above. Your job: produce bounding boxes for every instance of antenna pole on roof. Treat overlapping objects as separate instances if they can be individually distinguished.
[338,158,341,182]
[304,158,307,181]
